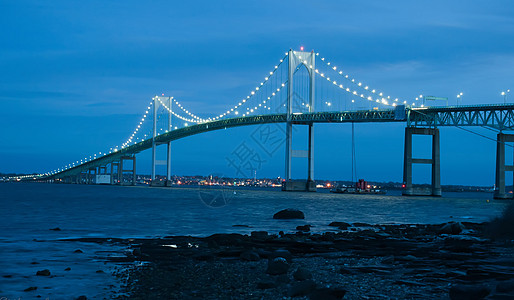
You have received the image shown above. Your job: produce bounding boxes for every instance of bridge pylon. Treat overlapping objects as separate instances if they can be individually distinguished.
[402,127,441,196]
[151,96,173,187]
[494,133,514,199]
[282,49,316,192]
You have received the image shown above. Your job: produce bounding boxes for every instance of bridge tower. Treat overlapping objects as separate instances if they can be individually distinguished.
[494,132,514,199]
[282,49,316,192]
[151,96,173,186]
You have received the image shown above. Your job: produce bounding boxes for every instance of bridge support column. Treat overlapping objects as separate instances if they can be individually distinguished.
[402,127,441,196]
[282,49,316,192]
[87,168,97,184]
[494,133,514,199]
[151,96,173,187]
[285,122,292,181]
[151,96,157,184]
[119,156,136,186]
[166,141,172,186]
[308,123,314,182]
[166,96,173,187]
[98,166,107,175]
[111,162,119,185]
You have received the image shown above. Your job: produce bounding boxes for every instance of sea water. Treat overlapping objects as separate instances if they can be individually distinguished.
[0,182,508,299]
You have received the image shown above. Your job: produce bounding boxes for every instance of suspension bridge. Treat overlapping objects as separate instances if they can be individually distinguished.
[11,49,514,199]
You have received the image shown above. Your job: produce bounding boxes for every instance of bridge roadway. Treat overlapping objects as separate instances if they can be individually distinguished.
[47,104,514,181]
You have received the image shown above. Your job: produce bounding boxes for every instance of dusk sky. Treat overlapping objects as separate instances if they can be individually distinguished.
[2,1,514,185]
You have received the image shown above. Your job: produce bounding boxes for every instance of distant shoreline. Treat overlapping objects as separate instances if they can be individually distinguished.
[0,177,497,194]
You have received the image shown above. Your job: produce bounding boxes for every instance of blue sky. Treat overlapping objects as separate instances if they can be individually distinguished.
[2,0,514,185]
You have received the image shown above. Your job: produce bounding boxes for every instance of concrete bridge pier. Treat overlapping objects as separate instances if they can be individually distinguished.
[118,156,136,186]
[403,127,441,196]
[494,133,514,199]
[87,168,97,184]
[98,166,107,175]
[110,162,120,185]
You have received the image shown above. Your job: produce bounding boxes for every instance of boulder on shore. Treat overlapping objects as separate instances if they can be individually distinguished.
[273,209,305,219]
[293,267,312,281]
[266,257,289,275]
[309,287,347,300]
[240,250,260,261]
[328,222,351,230]
[288,279,316,297]
[439,222,465,235]
[449,284,491,300]
[296,225,311,232]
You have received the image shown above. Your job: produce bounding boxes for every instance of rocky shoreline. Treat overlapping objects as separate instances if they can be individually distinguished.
[73,219,514,299]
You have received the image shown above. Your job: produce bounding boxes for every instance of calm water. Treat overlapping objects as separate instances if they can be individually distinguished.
[0,182,509,299]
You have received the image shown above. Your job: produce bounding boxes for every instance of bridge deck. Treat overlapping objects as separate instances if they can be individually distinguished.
[45,104,514,179]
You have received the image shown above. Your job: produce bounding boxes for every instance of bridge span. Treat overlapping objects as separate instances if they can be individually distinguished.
[42,104,514,199]
[16,49,514,199]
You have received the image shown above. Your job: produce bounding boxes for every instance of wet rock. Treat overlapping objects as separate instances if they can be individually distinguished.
[273,209,305,219]
[132,248,141,256]
[487,202,514,239]
[353,222,371,227]
[36,269,51,276]
[240,250,260,261]
[251,231,269,239]
[382,255,395,264]
[193,253,216,261]
[339,267,355,275]
[275,274,291,285]
[289,279,316,297]
[396,255,417,261]
[76,296,87,300]
[309,287,347,300]
[24,286,37,292]
[266,257,289,275]
[439,222,465,235]
[64,267,71,271]
[496,280,514,293]
[2,275,12,278]
[74,249,83,253]
[232,224,250,227]
[269,249,292,262]
[30,261,39,265]
[328,221,351,228]
[395,279,426,286]
[256,279,276,289]
[320,232,335,241]
[95,270,104,273]
[206,239,219,249]
[207,233,244,246]
[449,284,491,300]
[296,225,311,232]
[293,267,312,281]
[49,227,61,231]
